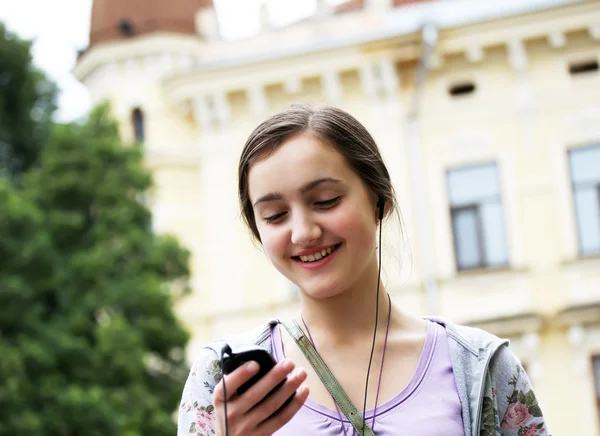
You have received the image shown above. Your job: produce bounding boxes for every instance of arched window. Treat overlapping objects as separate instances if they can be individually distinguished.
[132,107,145,143]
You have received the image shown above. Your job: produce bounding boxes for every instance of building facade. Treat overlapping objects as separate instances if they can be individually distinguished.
[75,0,600,433]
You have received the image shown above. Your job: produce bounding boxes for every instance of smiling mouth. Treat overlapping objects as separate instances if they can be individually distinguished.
[293,243,341,263]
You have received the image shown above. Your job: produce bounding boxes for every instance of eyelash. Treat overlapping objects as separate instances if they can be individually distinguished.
[265,213,285,224]
[264,196,341,224]
[315,196,341,208]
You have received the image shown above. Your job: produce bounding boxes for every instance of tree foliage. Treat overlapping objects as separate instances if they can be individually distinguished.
[0,24,191,436]
[0,22,56,180]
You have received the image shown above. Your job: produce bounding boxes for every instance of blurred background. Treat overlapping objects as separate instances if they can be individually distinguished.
[1,0,600,434]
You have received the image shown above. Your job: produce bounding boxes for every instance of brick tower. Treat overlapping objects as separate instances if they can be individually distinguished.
[89,0,213,47]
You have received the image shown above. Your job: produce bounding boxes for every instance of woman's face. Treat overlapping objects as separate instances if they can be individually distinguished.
[248,132,379,299]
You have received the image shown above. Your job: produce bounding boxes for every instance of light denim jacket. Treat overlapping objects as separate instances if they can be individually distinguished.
[178,317,551,436]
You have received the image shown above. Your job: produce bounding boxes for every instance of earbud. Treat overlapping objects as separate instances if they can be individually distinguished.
[377,197,385,221]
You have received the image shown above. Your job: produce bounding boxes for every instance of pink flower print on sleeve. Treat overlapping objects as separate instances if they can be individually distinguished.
[501,402,531,430]
[188,404,215,435]
[522,422,545,436]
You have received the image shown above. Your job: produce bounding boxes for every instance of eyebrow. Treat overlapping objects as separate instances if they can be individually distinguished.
[252,177,342,208]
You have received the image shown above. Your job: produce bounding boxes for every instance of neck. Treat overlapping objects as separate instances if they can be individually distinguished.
[297,261,391,347]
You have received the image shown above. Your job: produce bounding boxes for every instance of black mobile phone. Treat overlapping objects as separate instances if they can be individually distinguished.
[221,345,294,410]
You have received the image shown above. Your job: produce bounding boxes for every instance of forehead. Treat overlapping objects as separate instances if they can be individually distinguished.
[247,133,354,199]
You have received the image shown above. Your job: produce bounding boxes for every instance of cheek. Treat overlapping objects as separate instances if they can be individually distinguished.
[258,227,288,263]
[329,205,375,241]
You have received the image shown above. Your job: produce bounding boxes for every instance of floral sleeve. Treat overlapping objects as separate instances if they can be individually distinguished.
[178,348,224,436]
[483,346,550,436]
[499,363,549,436]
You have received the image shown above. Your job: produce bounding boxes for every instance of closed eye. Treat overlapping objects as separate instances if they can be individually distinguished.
[264,212,287,224]
[315,196,341,208]
[263,196,341,224]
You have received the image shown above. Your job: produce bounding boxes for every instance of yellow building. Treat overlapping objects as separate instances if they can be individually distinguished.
[75,0,600,433]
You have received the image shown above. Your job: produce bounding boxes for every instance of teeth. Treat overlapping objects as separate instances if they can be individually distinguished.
[298,246,336,263]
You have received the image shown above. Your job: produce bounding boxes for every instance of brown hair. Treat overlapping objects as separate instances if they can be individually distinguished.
[238,103,397,242]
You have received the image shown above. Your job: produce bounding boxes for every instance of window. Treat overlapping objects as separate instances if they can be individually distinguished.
[593,356,600,414]
[449,82,476,97]
[569,145,600,255]
[569,59,599,76]
[118,18,136,38]
[131,108,145,143]
[447,163,509,270]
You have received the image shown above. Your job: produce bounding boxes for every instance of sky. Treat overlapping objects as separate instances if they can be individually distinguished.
[0,0,331,122]
[0,0,94,121]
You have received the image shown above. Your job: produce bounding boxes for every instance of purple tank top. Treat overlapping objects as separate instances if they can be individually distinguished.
[271,320,464,436]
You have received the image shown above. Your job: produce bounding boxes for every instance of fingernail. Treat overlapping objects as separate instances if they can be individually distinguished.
[298,385,309,395]
[247,361,259,373]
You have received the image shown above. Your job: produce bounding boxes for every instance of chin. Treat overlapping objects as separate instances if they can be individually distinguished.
[296,278,346,300]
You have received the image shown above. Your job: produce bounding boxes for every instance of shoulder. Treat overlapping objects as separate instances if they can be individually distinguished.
[488,343,524,379]
[426,316,509,356]
[204,319,277,356]
[428,316,524,383]
[186,319,277,392]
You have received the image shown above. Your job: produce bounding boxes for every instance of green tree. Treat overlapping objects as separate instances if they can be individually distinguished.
[0,103,192,435]
[0,22,57,180]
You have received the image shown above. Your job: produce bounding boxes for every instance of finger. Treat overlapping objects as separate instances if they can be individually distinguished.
[213,361,260,404]
[258,384,310,435]
[235,359,296,415]
[250,367,308,425]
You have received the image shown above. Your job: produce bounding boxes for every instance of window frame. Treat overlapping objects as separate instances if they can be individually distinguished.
[592,355,600,415]
[450,203,488,270]
[568,144,600,256]
[131,107,145,144]
[597,183,600,230]
[447,162,509,271]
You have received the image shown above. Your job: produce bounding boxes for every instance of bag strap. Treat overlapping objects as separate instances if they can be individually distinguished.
[280,317,375,436]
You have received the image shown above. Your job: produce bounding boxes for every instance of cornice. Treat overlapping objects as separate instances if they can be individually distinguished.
[73,33,204,82]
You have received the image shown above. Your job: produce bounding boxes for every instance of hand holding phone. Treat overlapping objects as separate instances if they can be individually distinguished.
[221,346,286,398]
[213,346,309,436]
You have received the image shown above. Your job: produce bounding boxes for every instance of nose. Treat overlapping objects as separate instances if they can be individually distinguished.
[290,211,322,246]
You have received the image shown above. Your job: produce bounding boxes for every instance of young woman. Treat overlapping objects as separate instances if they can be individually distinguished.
[178,104,549,436]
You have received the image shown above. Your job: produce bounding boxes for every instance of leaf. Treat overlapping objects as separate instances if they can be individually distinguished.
[479,397,496,436]
[524,390,537,407]
[189,422,196,433]
[528,404,543,417]
[205,405,214,413]
[518,391,526,405]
